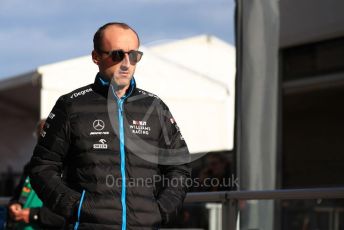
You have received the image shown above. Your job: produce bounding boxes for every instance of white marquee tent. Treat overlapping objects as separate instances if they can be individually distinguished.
[0,35,235,172]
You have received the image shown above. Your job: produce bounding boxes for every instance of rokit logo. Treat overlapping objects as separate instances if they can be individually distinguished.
[93,139,108,149]
[90,119,109,135]
[130,120,151,135]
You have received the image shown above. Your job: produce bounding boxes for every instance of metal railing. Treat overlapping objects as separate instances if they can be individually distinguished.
[185,187,344,230]
[1,188,344,229]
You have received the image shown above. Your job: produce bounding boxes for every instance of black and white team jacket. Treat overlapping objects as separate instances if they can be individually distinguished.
[30,73,191,230]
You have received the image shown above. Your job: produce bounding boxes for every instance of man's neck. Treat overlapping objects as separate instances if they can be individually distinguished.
[98,72,131,99]
[115,84,130,99]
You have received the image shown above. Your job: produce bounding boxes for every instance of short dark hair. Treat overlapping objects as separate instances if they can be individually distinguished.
[93,22,140,52]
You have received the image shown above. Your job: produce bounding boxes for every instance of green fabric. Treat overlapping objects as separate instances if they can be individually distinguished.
[15,177,42,230]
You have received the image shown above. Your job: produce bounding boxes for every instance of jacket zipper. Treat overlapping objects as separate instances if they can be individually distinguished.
[74,189,86,230]
[117,98,127,230]
[111,81,134,230]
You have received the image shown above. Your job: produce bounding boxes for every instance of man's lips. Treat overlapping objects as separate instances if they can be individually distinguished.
[119,71,129,75]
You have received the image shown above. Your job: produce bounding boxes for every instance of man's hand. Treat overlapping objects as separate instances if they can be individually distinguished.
[19,208,30,223]
[9,203,22,219]
[8,203,30,223]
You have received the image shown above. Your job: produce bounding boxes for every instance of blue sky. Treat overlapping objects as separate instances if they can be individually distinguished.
[0,0,235,79]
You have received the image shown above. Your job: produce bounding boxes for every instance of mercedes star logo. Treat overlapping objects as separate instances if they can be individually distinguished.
[93,119,105,131]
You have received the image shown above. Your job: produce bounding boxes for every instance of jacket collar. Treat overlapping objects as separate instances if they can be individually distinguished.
[92,72,136,99]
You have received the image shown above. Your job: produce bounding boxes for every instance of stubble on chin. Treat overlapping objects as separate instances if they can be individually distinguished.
[111,73,132,90]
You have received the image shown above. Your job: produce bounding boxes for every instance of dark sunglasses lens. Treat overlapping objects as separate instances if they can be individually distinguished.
[129,51,142,63]
[111,50,125,62]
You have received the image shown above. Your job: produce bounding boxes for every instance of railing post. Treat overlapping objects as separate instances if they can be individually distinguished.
[222,198,238,230]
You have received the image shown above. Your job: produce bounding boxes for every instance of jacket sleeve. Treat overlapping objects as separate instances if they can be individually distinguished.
[29,206,65,228]
[157,101,191,225]
[29,96,80,219]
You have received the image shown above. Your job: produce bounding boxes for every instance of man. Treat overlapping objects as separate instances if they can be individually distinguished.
[29,22,191,230]
[8,120,65,230]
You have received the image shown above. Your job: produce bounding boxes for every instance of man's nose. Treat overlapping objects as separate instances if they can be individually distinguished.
[120,53,130,69]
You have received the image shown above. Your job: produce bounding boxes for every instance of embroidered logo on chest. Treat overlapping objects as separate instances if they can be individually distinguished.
[93,139,108,149]
[129,120,151,135]
[90,119,109,136]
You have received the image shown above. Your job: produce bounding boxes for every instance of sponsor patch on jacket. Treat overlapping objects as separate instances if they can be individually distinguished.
[70,88,93,99]
[130,120,151,135]
[48,112,55,119]
[170,117,185,141]
[93,139,108,149]
[40,130,46,138]
[137,89,160,100]
[90,119,110,135]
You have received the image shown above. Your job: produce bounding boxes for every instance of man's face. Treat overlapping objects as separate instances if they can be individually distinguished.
[92,26,139,88]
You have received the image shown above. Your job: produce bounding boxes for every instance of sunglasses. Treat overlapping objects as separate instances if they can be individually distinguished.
[98,49,143,64]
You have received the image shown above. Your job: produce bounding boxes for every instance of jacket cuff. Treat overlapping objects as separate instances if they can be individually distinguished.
[29,208,40,223]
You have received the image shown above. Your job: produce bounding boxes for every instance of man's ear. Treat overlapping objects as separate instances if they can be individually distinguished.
[92,50,100,65]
